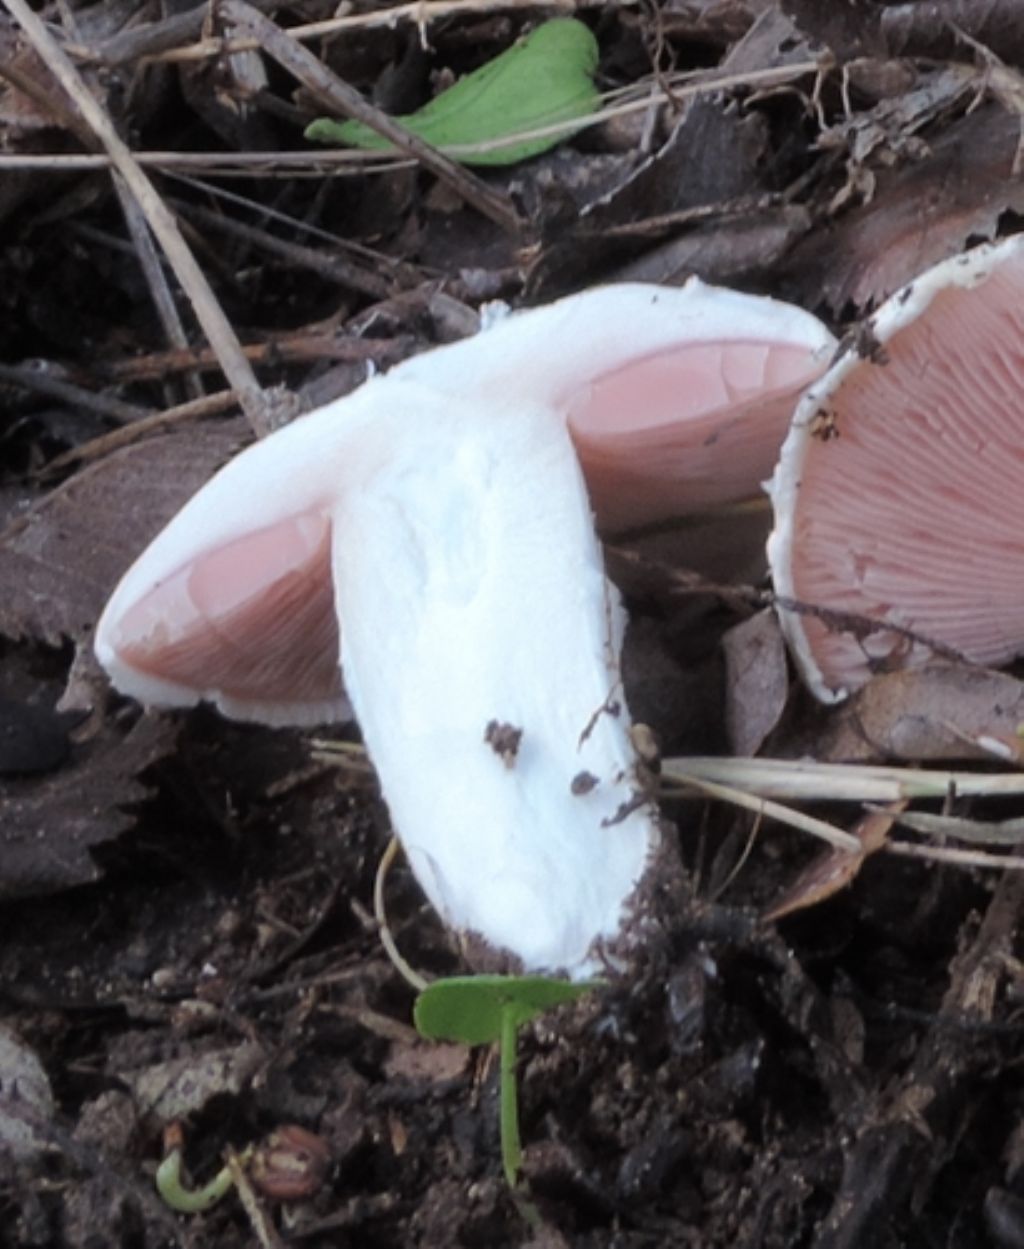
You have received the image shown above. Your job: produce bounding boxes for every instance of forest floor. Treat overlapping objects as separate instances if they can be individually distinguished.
[3,1,1024,1246]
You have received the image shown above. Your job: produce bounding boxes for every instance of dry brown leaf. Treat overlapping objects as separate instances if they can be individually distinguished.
[780,0,888,60]
[804,663,1024,764]
[528,91,776,297]
[0,421,248,647]
[787,105,1024,314]
[383,1040,470,1083]
[0,713,176,899]
[722,608,789,757]
[763,802,898,921]
[122,1041,265,1126]
[881,0,1024,63]
[0,1024,55,1161]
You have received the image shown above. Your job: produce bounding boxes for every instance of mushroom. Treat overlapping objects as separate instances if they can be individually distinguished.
[95,280,833,976]
[767,235,1024,704]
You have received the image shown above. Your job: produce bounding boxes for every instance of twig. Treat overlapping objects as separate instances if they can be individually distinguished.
[111,176,204,404]
[74,0,284,66]
[373,838,430,993]
[1,0,277,436]
[669,774,862,854]
[875,807,1024,847]
[0,361,152,425]
[75,0,637,66]
[166,170,429,282]
[662,758,1024,802]
[40,390,241,475]
[0,147,400,172]
[171,198,398,301]
[219,0,523,237]
[102,330,396,383]
[225,1147,284,1249]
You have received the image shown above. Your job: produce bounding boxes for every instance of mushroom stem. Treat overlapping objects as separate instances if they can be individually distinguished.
[329,381,660,975]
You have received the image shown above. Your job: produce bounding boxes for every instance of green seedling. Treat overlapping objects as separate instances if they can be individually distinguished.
[156,1144,235,1214]
[305,18,600,166]
[414,975,600,1186]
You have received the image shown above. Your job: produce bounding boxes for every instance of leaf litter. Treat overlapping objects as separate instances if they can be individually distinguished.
[4,1,1024,1245]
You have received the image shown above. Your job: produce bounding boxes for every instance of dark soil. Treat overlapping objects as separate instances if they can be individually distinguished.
[3,3,1024,1247]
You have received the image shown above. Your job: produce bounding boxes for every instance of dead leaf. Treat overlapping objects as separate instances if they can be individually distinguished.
[763,802,898,921]
[880,0,1024,64]
[657,0,769,45]
[780,0,888,59]
[722,609,789,757]
[122,1041,264,1126]
[383,1040,470,1083]
[0,421,248,647]
[0,16,84,137]
[786,105,1024,314]
[528,93,775,297]
[0,1024,55,1161]
[803,663,1024,763]
[0,713,177,899]
[613,204,812,288]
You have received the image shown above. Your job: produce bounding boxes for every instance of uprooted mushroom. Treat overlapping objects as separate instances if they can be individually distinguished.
[768,234,1024,703]
[95,280,834,977]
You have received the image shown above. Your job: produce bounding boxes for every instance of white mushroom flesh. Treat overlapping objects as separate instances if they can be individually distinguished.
[329,379,659,975]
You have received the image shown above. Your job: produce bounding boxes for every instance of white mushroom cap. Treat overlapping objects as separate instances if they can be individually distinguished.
[397,279,836,531]
[95,394,365,725]
[97,280,834,724]
[768,235,1024,703]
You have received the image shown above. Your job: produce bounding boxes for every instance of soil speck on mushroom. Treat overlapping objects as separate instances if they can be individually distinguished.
[484,720,523,768]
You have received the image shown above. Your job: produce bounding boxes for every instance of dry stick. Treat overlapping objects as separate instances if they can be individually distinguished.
[0,148,397,172]
[40,389,241,474]
[669,775,862,854]
[77,0,635,66]
[219,0,523,238]
[104,331,395,383]
[885,841,1024,871]
[1,0,276,437]
[167,169,427,279]
[172,197,398,301]
[111,176,205,404]
[47,0,202,404]
[225,1148,285,1249]
[0,361,152,425]
[74,0,283,66]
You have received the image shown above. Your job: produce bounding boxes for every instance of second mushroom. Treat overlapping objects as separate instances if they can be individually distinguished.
[769,235,1024,703]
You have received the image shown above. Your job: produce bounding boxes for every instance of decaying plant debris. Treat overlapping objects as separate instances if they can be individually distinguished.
[4,2,1024,1246]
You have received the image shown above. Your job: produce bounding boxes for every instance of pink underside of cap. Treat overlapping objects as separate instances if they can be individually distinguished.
[111,512,342,704]
[565,340,826,530]
[782,257,1024,694]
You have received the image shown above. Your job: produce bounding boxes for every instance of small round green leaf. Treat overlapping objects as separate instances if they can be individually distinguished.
[413,975,601,1046]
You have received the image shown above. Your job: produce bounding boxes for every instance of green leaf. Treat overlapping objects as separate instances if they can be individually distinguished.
[413,974,600,1046]
[304,18,600,167]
